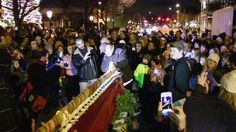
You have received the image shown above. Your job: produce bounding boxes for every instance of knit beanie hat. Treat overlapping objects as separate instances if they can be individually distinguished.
[207,53,220,65]
[170,40,184,51]
[220,70,236,93]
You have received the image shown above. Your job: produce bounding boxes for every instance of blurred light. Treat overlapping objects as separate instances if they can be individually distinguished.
[162,19,165,21]
[158,17,161,21]
[152,26,157,31]
[166,18,170,21]
[174,19,177,23]
[121,10,124,13]
[185,22,189,26]
[144,20,148,23]
[176,3,180,8]
[98,1,102,5]
[128,20,132,24]
[203,0,207,9]
[107,17,110,22]
[46,10,53,19]
[176,10,180,14]
[149,11,152,15]
[169,7,172,10]
[89,16,94,21]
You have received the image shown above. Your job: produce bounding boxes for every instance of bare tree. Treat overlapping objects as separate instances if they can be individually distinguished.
[1,0,41,29]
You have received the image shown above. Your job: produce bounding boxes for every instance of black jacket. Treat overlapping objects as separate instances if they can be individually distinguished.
[0,68,24,131]
[184,85,236,132]
[72,47,99,81]
[168,57,191,101]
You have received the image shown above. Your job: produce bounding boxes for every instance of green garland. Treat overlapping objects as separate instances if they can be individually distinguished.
[112,90,140,129]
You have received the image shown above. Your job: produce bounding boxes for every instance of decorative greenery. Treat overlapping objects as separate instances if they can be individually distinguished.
[112,90,140,129]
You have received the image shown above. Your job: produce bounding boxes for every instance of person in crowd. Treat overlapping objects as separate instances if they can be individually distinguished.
[156,37,167,55]
[161,50,174,70]
[72,39,99,92]
[118,30,128,43]
[146,42,157,57]
[141,67,165,122]
[219,70,236,111]
[101,41,133,88]
[21,50,59,129]
[134,54,152,89]
[175,30,182,41]
[130,42,144,70]
[62,43,79,101]
[229,53,236,70]
[110,29,120,45]
[0,48,28,131]
[168,40,191,101]
[168,71,236,132]
[167,30,175,42]
[35,36,45,50]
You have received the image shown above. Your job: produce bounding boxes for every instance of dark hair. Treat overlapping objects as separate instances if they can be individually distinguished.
[229,53,236,65]
[36,50,48,60]
[184,96,236,132]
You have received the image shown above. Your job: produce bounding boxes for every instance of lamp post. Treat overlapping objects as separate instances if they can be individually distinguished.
[97,1,102,34]
[176,10,180,26]
[46,10,53,30]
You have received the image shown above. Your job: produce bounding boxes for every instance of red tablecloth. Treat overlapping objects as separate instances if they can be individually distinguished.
[69,77,124,132]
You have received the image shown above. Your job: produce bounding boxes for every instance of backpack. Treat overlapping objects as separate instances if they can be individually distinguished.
[20,82,47,112]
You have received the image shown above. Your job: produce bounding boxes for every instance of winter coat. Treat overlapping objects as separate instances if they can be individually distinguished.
[0,69,24,131]
[72,47,99,81]
[101,47,133,82]
[168,57,191,101]
[134,63,150,88]
[184,85,236,132]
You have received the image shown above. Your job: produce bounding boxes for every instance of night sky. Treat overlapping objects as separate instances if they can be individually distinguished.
[41,0,201,17]
[125,0,201,16]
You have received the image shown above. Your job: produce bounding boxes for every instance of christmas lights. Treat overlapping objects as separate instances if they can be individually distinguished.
[1,0,42,26]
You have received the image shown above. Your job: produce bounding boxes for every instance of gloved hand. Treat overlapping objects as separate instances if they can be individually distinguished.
[83,51,91,61]
[108,62,116,71]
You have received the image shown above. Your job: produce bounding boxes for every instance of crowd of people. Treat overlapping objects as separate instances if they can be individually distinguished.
[0,24,236,131]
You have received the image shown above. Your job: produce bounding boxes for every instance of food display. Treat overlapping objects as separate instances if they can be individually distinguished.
[37,70,118,132]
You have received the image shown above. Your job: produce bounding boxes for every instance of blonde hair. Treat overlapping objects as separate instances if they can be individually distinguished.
[218,88,236,112]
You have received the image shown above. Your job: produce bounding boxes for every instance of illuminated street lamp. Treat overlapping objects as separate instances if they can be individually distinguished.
[89,16,94,21]
[169,7,172,10]
[46,10,53,29]
[176,3,180,8]
[98,1,102,5]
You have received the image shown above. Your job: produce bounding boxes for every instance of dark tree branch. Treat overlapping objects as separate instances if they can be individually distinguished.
[2,5,13,10]
[22,5,40,18]
[21,0,31,18]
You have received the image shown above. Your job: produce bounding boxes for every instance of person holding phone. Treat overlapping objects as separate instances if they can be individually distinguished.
[72,39,99,93]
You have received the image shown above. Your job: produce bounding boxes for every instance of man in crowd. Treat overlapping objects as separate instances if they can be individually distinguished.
[168,40,191,101]
[72,39,99,92]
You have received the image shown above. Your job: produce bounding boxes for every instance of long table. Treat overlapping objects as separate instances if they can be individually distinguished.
[69,77,124,132]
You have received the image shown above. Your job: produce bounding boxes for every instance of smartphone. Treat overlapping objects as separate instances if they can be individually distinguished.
[161,92,173,116]
[58,51,63,58]
[154,68,161,76]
